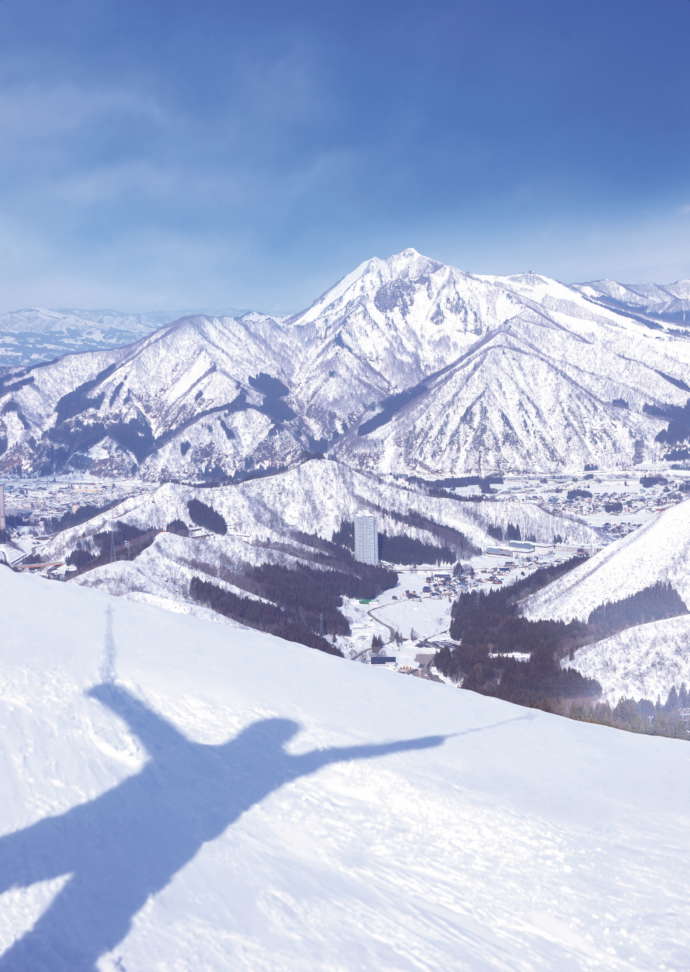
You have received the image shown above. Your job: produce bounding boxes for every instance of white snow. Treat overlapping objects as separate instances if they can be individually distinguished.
[522,501,690,704]
[565,614,690,704]
[1,567,690,969]
[524,499,690,623]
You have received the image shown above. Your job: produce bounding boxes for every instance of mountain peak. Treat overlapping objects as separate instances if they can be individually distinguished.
[287,249,442,327]
[383,247,441,273]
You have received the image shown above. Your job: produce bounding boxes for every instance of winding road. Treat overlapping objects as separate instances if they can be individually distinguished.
[352,595,452,660]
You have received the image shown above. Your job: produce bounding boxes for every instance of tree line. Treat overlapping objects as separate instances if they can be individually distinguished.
[66,522,158,571]
[189,575,343,656]
[560,687,690,740]
[435,563,689,738]
[189,528,397,656]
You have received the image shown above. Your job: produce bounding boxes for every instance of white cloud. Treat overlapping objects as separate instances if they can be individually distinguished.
[0,82,167,141]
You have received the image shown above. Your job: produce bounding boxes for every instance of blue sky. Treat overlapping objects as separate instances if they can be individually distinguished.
[1,0,689,312]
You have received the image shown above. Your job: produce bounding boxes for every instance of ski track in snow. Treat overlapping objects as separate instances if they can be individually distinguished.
[99,606,117,684]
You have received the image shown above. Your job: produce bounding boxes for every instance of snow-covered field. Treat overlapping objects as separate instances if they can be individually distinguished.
[1,567,690,970]
[341,568,454,666]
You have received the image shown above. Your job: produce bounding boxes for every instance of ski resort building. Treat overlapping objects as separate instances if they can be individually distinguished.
[354,514,379,565]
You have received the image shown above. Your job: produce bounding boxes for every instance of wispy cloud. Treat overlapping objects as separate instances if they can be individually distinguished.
[1,0,689,312]
[0,41,369,312]
[0,82,167,140]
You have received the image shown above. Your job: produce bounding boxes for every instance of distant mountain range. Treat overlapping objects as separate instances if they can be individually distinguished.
[575,279,690,327]
[0,307,246,369]
[0,249,689,480]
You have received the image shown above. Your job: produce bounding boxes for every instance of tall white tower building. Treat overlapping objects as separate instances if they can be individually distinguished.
[354,514,379,565]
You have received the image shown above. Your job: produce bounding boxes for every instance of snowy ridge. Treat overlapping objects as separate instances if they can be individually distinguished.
[575,279,690,326]
[0,567,689,969]
[523,499,690,623]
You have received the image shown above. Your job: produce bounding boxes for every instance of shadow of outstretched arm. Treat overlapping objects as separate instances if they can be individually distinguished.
[86,683,190,759]
[294,733,447,776]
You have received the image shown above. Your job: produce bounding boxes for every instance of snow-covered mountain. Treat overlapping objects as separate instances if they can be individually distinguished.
[286,248,525,436]
[334,305,688,475]
[575,279,690,328]
[2,250,690,480]
[0,308,186,370]
[1,565,689,969]
[523,500,690,702]
[524,499,690,622]
[0,313,309,480]
[36,459,597,614]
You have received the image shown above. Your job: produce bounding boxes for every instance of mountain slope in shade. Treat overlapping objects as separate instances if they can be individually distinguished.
[1,566,689,969]
[1,249,690,480]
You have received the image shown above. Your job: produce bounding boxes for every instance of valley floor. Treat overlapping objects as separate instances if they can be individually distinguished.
[340,545,582,674]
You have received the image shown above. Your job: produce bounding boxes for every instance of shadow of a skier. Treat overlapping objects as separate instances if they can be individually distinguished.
[0,682,450,970]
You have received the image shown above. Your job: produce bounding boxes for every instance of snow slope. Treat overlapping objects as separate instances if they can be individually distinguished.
[334,308,685,475]
[523,499,690,623]
[1,567,690,970]
[567,614,690,704]
[522,501,690,704]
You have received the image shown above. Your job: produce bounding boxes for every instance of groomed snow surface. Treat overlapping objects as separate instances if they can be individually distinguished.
[1,568,689,970]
